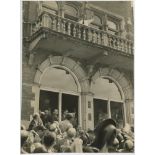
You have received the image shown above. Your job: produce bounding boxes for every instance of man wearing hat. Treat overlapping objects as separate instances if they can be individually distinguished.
[91,118,119,152]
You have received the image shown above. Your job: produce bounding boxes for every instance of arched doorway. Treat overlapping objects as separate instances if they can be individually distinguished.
[39,65,81,127]
[91,76,125,128]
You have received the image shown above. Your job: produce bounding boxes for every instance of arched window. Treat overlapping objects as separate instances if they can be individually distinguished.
[39,66,81,126]
[92,77,124,128]
[92,77,122,101]
[90,15,102,29]
[107,19,119,35]
[64,4,78,21]
[107,20,117,30]
[42,1,58,15]
[40,67,78,92]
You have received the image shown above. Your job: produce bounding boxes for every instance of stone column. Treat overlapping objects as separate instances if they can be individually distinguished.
[120,19,127,39]
[107,98,111,118]
[58,1,65,17]
[125,99,134,125]
[102,14,108,31]
[125,18,134,40]
[81,92,94,130]
[58,92,62,122]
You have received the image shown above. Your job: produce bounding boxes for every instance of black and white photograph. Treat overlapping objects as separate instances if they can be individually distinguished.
[21,0,134,153]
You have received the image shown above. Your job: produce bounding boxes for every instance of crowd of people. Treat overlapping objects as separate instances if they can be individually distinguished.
[21,109,134,153]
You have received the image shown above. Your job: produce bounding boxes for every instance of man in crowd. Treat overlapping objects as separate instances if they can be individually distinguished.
[59,113,74,133]
[28,113,45,131]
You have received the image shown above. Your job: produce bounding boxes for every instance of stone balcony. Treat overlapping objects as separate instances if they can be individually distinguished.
[24,11,134,71]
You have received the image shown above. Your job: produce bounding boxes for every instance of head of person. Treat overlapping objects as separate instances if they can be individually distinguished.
[49,123,57,132]
[33,143,47,153]
[44,110,49,115]
[53,109,58,115]
[67,128,76,138]
[80,132,89,145]
[43,132,56,147]
[92,119,119,152]
[124,139,134,152]
[21,130,29,147]
[39,111,45,117]
[33,113,40,121]
[65,113,74,122]
[21,125,26,130]
[63,110,68,114]
[87,129,95,144]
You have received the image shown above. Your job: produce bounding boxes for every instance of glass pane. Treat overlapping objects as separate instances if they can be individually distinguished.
[93,99,108,127]
[64,5,77,17]
[92,15,101,25]
[39,90,59,119]
[62,93,78,128]
[92,77,122,101]
[110,101,124,128]
[107,20,117,30]
[40,67,78,92]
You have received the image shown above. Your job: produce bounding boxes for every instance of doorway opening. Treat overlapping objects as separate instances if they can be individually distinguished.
[93,98,108,127]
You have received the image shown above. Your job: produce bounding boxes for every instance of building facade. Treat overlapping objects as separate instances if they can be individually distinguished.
[22,1,134,130]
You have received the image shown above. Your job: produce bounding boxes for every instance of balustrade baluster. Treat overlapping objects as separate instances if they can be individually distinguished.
[103,33,108,46]
[57,18,61,32]
[78,26,81,39]
[131,43,134,54]
[67,22,71,36]
[87,28,91,42]
[83,28,86,40]
[114,38,118,49]
[128,42,132,54]
[51,17,56,30]
[42,13,51,28]
[117,38,120,50]
[120,39,123,51]
[97,32,100,44]
[62,20,66,34]
[101,33,104,45]
[108,36,112,47]
[123,40,127,53]
[73,24,76,37]
[92,30,95,43]
[112,37,115,48]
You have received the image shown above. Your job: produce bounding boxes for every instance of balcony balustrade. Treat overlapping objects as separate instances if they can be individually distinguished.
[29,12,133,55]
